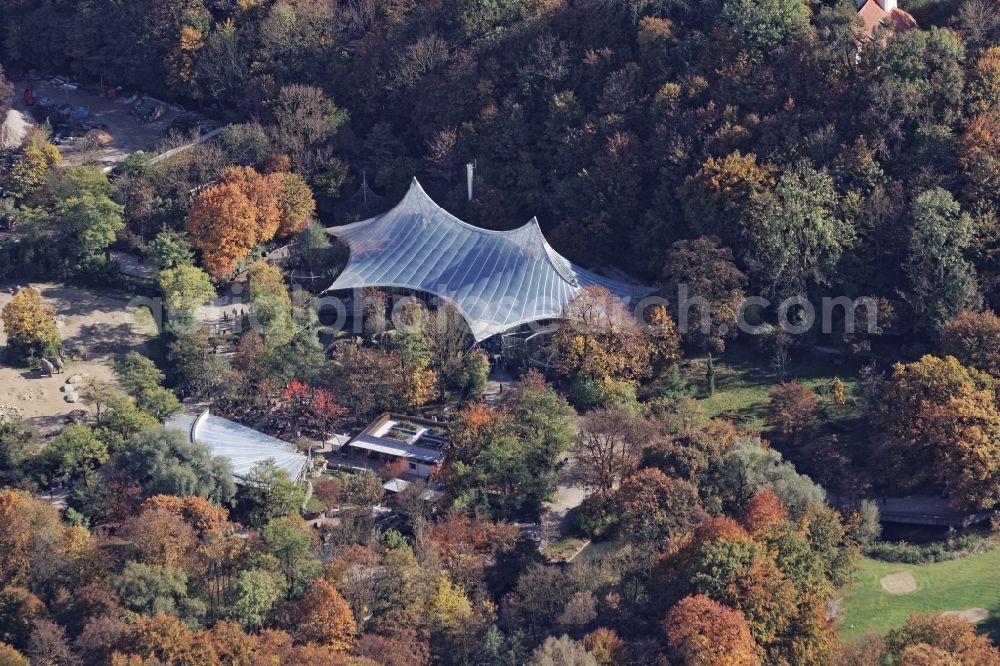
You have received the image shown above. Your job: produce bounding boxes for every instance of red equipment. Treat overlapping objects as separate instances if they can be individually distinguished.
[23,85,34,106]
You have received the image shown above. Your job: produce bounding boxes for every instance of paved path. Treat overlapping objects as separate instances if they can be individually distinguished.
[483,366,517,404]
[541,456,589,537]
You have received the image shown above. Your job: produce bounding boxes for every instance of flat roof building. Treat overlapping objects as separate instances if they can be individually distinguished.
[339,412,448,479]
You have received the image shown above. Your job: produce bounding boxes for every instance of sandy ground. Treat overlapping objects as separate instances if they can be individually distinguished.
[10,79,180,168]
[942,608,990,623]
[0,283,156,433]
[880,571,918,594]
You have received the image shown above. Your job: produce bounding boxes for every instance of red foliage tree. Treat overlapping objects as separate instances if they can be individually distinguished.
[740,489,789,535]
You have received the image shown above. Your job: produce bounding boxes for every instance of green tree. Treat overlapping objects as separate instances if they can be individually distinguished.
[106,427,235,504]
[45,425,108,481]
[341,469,385,507]
[706,353,716,397]
[748,164,851,297]
[54,193,124,270]
[115,352,181,420]
[453,348,490,400]
[0,421,36,486]
[48,166,113,203]
[720,0,810,54]
[260,516,320,599]
[235,459,305,528]
[906,189,980,330]
[720,437,826,518]
[148,229,194,271]
[91,391,159,453]
[247,264,294,347]
[115,560,205,622]
[226,569,280,630]
[159,265,216,314]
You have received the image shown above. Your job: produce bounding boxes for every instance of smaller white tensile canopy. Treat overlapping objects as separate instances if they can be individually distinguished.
[325,178,655,341]
[166,411,308,483]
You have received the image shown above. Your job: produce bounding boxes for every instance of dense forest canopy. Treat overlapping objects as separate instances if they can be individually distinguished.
[3,0,1000,664]
[3,0,999,322]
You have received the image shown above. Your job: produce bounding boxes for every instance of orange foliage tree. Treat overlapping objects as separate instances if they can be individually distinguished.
[614,468,707,544]
[294,578,357,650]
[883,613,1000,664]
[186,166,280,277]
[663,594,760,666]
[959,107,1000,209]
[739,488,789,536]
[766,382,823,445]
[273,380,347,440]
[582,627,626,665]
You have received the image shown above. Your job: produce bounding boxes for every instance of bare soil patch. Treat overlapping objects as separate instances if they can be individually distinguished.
[942,608,990,623]
[10,79,181,168]
[0,283,155,432]
[880,571,918,594]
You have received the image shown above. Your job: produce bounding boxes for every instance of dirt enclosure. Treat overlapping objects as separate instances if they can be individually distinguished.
[10,78,182,168]
[0,283,156,433]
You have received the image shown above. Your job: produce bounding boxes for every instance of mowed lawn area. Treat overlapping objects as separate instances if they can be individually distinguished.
[838,550,1000,643]
[680,345,863,430]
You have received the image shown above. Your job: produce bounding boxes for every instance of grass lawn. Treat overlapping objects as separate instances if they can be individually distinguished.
[681,344,862,430]
[838,550,1000,643]
[542,536,590,563]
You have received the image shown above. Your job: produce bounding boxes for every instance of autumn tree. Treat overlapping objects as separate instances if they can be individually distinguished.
[275,171,316,237]
[0,642,29,666]
[294,578,357,650]
[614,468,706,545]
[739,488,791,536]
[883,613,1000,664]
[941,310,1000,376]
[186,166,281,277]
[959,107,1000,211]
[552,286,650,381]
[662,236,748,353]
[527,635,597,666]
[272,379,346,440]
[766,382,823,447]
[6,130,61,201]
[679,152,776,249]
[644,304,682,378]
[573,406,648,494]
[663,595,760,666]
[1,288,60,364]
[581,628,625,666]
[879,355,1000,509]
[267,84,347,179]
